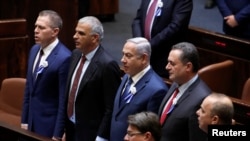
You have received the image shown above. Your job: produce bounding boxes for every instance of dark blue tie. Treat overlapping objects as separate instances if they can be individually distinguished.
[120,77,133,106]
[33,49,44,81]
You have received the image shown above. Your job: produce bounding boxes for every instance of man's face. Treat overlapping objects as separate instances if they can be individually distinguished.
[165,49,188,84]
[121,42,144,77]
[73,22,98,53]
[34,15,58,47]
[196,98,214,133]
[124,125,146,141]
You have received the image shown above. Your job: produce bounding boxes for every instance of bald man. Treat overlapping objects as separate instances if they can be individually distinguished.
[196,93,234,133]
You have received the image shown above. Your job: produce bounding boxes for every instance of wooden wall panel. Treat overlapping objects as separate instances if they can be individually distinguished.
[186,26,250,98]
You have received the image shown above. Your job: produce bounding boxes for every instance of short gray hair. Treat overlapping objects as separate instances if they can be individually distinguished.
[126,37,151,59]
[79,16,104,42]
[39,10,63,30]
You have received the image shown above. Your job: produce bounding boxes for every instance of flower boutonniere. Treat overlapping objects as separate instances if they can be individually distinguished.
[173,98,178,106]
[37,61,48,74]
[158,1,163,8]
[156,1,163,17]
[130,86,137,95]
[125,86,137,104]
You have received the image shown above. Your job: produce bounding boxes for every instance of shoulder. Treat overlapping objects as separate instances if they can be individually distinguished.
[57,42,71,55]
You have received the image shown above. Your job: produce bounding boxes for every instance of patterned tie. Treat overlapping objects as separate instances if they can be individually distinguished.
[160,88,179,125]
[67,55,86,118]
[120,77,133,106]
[33,49,44,80]
[144,0,158,40]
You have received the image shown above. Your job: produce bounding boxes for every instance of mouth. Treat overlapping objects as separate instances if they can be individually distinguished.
[123,65,129,72]
[75,42,80,46]
[34,36,39,42]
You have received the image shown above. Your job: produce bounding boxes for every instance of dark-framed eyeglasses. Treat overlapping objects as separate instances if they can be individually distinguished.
[126,132,143,137]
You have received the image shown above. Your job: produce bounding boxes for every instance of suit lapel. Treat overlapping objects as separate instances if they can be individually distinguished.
[76,46,103,97]
[115,69,153,115]
[159,83,178,114]
[35,43,60,82]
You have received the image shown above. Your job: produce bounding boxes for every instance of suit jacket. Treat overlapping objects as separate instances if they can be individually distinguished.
[110,68,168,141]
[21,41,71,138]
[158,77,211,141]
[65,46,121,141]
[216,0,250,39]
[132,0,193,77]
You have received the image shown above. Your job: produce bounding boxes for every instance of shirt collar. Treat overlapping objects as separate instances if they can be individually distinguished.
[130,65,151,85]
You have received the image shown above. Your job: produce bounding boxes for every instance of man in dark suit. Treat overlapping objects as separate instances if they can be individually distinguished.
[158,42,212,141]
[216,0,250,40]
[21,10,71,140]
[110,37,168,141]
[132,0,193,78]
[65,16,121,141]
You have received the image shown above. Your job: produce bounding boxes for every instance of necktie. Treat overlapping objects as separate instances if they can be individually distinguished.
[33,49,44,80]
[160,88,179,125]
[144,0,158,40]
[120,77,133,106]
[67,55,86,118]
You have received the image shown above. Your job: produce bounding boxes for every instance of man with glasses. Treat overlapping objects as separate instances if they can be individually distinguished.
[124,111,161,141]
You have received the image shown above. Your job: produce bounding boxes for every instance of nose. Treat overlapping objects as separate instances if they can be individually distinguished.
[123,134,129,141]
[73,33,77,39]
[196,109,200,116]
[121,55,126,63]
[34,26,38,33]
[165,63,170,70]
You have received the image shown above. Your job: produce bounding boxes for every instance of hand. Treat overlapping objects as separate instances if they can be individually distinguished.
[20,124,28,130]
[224,15,238,28]
[52,136,62,141]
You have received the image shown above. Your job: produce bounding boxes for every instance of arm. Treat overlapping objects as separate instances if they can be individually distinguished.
[132,0,150,37]
[97,60,121,139]
[216,0,232,17]
[53,56,71,138]
[234,4,250,26]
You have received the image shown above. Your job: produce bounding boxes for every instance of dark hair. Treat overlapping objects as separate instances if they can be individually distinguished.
[127,111,161,141]
[171,42,200,72]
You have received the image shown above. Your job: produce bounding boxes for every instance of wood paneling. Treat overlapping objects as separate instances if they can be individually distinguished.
[0,19,29,83]
[186,26,250,98]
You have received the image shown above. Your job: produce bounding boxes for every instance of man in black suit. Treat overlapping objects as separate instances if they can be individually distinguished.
[158,42,211,141]
[132,0,193,78]
[65,16,121,141]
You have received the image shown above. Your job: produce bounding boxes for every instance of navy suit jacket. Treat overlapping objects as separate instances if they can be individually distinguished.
[216,0,250,39]
[132,0,193,77]
[65,47,121,141]
[21,41,71,138]
[110,68,168,141]
[159,77,211,141]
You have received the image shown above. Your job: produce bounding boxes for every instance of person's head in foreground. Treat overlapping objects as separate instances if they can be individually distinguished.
[196,93,234,133]
[124,111,161,141]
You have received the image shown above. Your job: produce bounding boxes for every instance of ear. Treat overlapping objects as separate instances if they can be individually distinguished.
[52,28,59,37]
[141,53,148,63]
[211,115,219,124]
[91,33,99,43]
[185,62,193,71]
[143,131,152,140]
